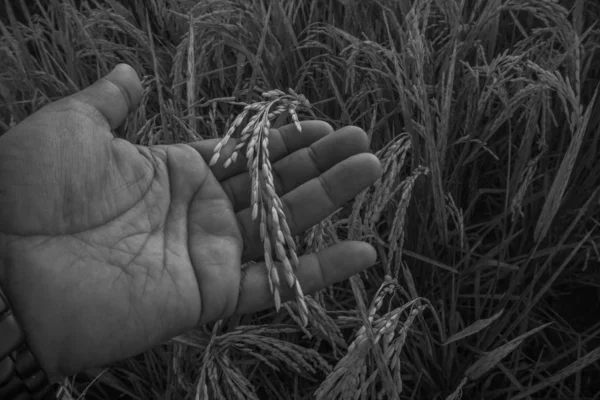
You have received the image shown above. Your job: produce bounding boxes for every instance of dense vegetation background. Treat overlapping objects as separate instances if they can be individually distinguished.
[1,0,600,399]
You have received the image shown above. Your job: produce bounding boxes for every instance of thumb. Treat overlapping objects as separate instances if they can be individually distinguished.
[69,64,143,130]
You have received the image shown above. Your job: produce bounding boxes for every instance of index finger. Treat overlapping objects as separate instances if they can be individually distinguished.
[187,120,334,181]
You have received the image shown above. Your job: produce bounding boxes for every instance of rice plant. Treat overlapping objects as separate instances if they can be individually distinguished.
[1,0,600,399]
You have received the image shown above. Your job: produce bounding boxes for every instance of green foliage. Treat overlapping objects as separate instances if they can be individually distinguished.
[2,0,600,398]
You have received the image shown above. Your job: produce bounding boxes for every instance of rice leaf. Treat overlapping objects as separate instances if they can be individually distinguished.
[465,322,552,381]
[442,309,504,346]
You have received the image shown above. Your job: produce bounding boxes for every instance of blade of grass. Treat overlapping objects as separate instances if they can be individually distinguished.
[534,83,599,243]
[509,345,600,400]
[466,322,552,381]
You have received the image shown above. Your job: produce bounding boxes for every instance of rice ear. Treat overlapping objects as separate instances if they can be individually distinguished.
[208,89,312,326]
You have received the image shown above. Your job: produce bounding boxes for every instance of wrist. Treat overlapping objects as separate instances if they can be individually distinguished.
[0,278,58,399]
[0,238,64,385]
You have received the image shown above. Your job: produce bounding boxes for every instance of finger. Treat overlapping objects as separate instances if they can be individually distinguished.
[238,153,382,261]
[223,126,370,211]
[68,64,143,130]
[235,241,377,315]
[187,120,333,181]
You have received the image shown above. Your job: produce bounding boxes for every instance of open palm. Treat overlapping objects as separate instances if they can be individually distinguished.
[0,65,381,382]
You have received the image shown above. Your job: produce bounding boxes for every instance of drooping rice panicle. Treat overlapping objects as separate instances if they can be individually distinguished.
[210,89,312,326]
[209,109,250,166]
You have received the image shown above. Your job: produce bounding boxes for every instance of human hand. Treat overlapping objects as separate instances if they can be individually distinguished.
[0,65,382,382]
